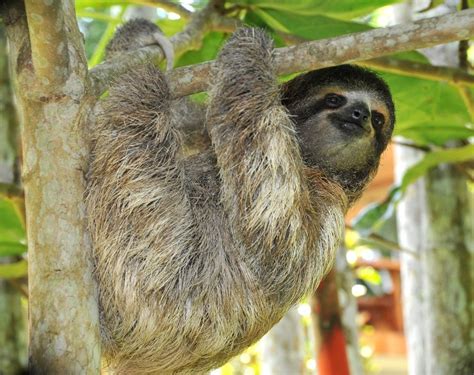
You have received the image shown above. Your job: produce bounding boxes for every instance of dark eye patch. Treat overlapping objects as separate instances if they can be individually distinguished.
[371,111,385,127]
[324,93,346,109]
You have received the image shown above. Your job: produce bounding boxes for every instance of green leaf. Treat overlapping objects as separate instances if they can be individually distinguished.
[0,259,28,279]
[0,242,27,257]
[175,32,225,67]
[230,0,401,19]
[356,267,382,285]
[399,144,474,192]
[0,198,26,257]
[158,18,187,37]
[88,6,127,67]
[249,8,370,40]
[0,198,25,244]
[352,186,401,234]
[383,73,474,145]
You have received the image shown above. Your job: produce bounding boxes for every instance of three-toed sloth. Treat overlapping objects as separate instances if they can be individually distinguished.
[86,21,395,374]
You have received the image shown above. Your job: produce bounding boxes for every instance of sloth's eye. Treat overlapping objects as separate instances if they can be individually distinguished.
[325,94,346,108]
[372,112,385,127]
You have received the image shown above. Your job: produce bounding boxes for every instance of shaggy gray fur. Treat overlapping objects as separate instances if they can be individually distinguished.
[107,19,174,71]
[86,27,393,374]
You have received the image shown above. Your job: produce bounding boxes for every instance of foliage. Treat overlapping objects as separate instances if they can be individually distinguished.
[0,198,27,279]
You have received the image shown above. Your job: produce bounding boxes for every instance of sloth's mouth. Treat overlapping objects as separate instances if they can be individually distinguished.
[336,118,367,133]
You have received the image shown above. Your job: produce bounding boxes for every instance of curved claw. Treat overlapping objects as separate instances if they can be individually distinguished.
[153,32,175,72]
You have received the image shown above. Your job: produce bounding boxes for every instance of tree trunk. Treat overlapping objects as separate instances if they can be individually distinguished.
[1,2,101,373]
[397,145,474,374]
[260,307,306,375]
[334,248,364,375]
[395,144,428,375]
[422,163,473,374]
[395,3,474,373]
[312,268,351,375]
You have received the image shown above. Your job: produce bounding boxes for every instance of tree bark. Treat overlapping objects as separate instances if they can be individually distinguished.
[423,163,473,374]
[1,1,101,373]
[397,143,474,374]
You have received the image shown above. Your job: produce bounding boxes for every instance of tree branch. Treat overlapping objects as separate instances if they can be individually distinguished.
[193,8,474,88]
[89,8,474,98]
[166,9,474,97]
[359,57,474,86]
[269,29,474,88]
[24,0,69,89]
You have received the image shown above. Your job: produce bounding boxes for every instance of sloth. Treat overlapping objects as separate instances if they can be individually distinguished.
[86,21,395,374]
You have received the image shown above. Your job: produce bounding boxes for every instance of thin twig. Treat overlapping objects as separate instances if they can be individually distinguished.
[456,0,474,121]
[459,0,470,70]
[346,225,418,257]
[8,278,29,299]
[458,86,474,121]
[392,141,432,152]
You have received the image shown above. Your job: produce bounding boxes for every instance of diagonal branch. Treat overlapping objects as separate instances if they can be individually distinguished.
[166,9,474,97]
[89,9,474,98]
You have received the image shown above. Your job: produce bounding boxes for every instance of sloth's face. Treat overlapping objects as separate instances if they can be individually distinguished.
[280,65,395,200]
[291,87,394,174]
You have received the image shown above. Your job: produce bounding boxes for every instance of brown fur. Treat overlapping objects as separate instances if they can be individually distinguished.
[86,27,392,373]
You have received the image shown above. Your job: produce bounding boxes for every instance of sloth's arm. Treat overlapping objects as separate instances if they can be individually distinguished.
[206,29,315,259]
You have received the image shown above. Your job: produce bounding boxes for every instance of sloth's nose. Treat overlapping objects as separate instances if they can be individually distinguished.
[351,107,370,122]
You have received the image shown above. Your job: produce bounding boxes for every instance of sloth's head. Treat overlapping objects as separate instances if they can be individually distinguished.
[281,65,395,202]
